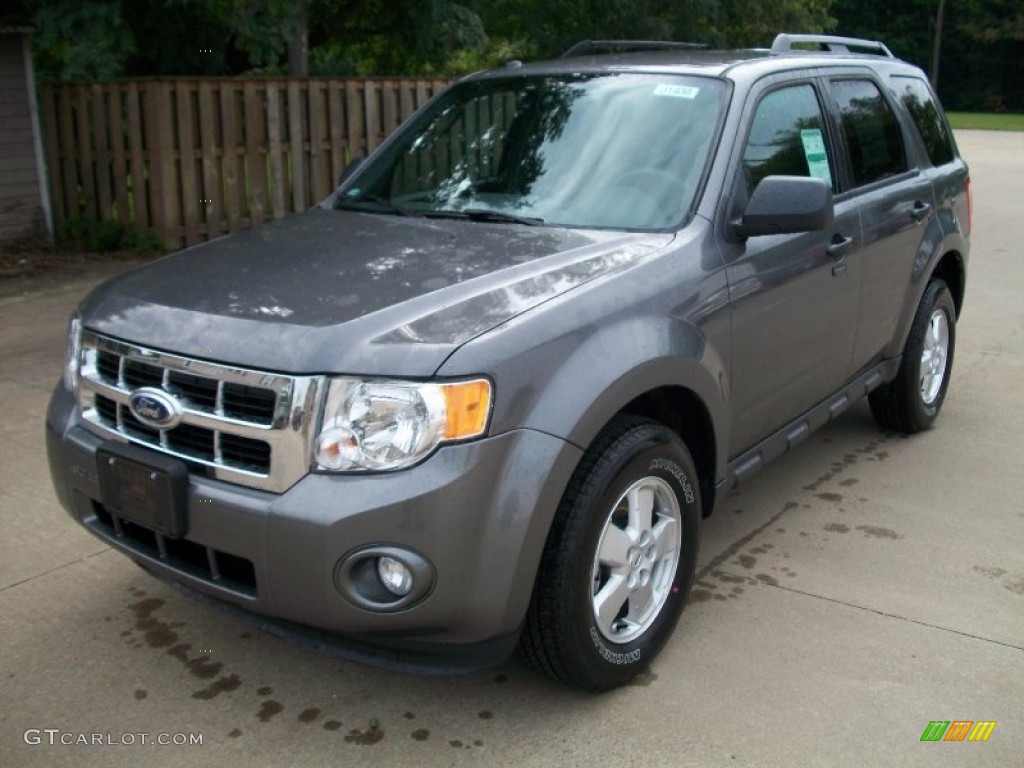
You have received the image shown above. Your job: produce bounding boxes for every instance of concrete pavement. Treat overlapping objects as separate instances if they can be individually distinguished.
[1,130,1021,767]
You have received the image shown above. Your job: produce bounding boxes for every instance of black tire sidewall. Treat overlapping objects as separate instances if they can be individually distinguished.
[908,281,957,426]
[560,427,700,687]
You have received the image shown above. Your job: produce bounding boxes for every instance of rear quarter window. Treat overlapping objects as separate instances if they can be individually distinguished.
[891,75,956,166]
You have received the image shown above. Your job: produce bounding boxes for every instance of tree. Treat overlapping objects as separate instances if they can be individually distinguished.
[953,0,1024,110]
[30,1,136,81]
[959,0,1024,42]
[832,0,1022,111]
[308,0,485,75]
[693,0,836,48]
[930,0,944,88]
[26,0,487,79]
[469,0,836,62]
[288,0,308,76]
[831,0,934,67]
[21,0,1019,113]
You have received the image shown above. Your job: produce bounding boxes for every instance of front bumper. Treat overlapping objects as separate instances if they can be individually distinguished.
[46,383,582,668]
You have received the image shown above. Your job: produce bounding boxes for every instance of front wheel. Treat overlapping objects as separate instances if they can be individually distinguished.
[869,278,957,433]
[519,416,701,691]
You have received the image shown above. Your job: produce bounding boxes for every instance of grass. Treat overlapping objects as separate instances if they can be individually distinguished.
[947,112,1024,131]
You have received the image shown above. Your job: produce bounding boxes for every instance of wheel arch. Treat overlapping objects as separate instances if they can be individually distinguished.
[889,230,967,359]
[930,249,966,318]
[615,386,719,517]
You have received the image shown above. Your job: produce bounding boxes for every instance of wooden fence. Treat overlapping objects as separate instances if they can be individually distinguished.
[41,77,450,249]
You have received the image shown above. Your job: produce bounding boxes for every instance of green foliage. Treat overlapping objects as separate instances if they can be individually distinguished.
[216,0,303,69]
[26,0,834,81]
[20,0,1018,114]
[470,0,834,58]
[947,112,1024,131]
[958,0,1024,43]
[306,1,486,75]
[28,0,489,78]
[831,0,934,67]
[308,41,359,76]
[953,1,1024,111]
[123,1,232,76]
[31,1,136,81]
[472,0,673,57]
[442,38,537,76]
[56,216,163,255]
[125,0,301,76]
[833,0,1024,112]
[710,0,836,48]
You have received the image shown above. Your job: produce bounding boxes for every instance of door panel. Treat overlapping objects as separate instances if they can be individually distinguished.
[851,176,934,366]
[725,200,861,454]
[827,77,933,368]
[722,81,862,456]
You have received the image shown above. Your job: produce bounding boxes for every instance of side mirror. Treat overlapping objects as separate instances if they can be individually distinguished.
[336,157,365,188]
[734,176,833,239]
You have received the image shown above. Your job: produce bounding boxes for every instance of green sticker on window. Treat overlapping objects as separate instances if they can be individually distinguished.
[800,129,832,186]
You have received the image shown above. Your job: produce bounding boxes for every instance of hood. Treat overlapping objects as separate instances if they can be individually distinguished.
[80,209,671,375]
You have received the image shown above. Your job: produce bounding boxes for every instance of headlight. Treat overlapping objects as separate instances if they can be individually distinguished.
[63,315,82,392]
[314,377,492,472]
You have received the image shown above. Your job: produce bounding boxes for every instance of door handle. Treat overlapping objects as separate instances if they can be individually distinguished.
[827,234,854,259]
[910,201,932,222]
[828,233,853,276]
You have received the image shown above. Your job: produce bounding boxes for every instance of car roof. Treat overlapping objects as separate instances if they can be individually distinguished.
[470,47,923,85]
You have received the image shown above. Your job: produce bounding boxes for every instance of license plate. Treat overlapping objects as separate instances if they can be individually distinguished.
[97,442,188,538]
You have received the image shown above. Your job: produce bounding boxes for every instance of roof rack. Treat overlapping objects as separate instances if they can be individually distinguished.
[561,40,709,58]
[771,33,894,58]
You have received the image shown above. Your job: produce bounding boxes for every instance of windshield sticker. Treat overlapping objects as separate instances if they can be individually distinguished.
[800,129,833,187]
[653,84,700,99]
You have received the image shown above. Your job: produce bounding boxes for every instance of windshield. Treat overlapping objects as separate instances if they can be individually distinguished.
[335,73,727,230]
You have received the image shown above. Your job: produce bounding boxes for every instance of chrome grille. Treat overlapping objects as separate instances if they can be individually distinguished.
[76,330,322,493]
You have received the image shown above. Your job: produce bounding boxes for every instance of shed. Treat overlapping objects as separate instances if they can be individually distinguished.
[0,27,51,241]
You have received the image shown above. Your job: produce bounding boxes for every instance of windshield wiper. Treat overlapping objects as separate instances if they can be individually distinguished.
[424,208,544,226]
[335,193,417,217]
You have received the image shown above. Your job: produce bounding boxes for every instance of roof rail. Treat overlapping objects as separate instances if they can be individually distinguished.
[771,33,894,58]
[561,40,709,58]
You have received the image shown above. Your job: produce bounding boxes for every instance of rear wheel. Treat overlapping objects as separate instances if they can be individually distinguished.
[519,416,700,691]
[869,278,957,433]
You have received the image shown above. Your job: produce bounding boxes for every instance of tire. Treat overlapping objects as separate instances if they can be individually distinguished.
[869,278,957,433]
[519,415,701,691]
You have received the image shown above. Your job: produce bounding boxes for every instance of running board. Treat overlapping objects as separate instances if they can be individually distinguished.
[725,359,899,489]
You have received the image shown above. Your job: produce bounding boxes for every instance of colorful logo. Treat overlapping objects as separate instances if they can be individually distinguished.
[128,387,183,430]
[920,721,997,742]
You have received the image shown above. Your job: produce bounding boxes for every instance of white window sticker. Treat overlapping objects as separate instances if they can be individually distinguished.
[653,83,700,99]
[800,129,833,186]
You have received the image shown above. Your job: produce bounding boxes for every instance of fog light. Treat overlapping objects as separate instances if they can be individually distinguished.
[334,545,434,611]
[377,556,413,597]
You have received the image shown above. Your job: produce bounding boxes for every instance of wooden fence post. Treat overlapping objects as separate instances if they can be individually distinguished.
[124,83,148,231]
[144,81,179,249]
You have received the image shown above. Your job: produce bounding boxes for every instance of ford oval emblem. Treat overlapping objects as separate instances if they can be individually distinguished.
[128,387,183,430]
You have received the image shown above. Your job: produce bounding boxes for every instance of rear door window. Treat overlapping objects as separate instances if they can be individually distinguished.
[832,79,909,187]
[891,76,956,166]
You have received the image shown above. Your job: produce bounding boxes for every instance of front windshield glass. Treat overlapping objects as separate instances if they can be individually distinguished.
[335,73,727,230]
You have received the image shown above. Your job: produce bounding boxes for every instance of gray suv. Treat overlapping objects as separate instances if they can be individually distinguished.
[46,34,970,690]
